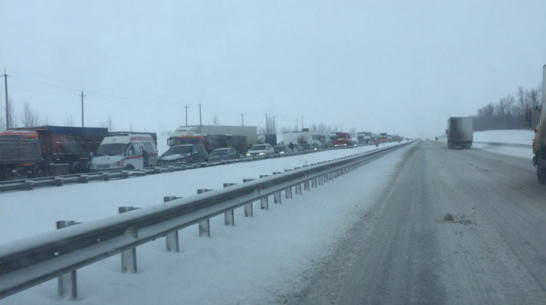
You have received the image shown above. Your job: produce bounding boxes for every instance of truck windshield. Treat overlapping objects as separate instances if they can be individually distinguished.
[210,149,229,157]
[274,146,285,153]
[251,145,266,150]
[170,138,200,145]
[96,144,127,156]
[164,145,193,156]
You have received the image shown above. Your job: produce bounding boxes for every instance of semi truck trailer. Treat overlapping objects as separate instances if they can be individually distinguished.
[167,125,257,153]
[446,117,473,149]
[533,64,546,183]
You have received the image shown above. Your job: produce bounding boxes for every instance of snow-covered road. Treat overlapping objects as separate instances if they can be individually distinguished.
[284,140,546,305]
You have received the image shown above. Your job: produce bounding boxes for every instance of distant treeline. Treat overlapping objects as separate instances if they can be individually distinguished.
[472,86,542,131]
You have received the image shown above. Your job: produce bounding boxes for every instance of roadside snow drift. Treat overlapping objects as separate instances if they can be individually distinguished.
[1,143,412,305]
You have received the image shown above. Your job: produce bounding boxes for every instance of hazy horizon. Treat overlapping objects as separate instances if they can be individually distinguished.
[1,0,546,138]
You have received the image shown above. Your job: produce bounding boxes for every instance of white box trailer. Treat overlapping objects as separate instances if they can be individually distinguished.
[170,125,258,149]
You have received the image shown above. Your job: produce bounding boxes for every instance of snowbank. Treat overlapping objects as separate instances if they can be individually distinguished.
[471,130,534,160]
[473,129,534,145]
[0,143,396,245]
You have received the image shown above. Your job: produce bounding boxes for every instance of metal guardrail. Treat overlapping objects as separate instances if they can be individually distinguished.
[0,145,365,193]
[473,141,532,148]
[0,142,412,300]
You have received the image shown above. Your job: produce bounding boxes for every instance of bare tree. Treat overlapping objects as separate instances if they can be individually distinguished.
[20,101,40,127]
[65,116,74,127]
[212,115,220,125]
[100,115,114,131]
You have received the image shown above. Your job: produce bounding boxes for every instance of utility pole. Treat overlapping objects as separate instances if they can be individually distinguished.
[273,116,276,134]
[301,116,303,131]
[199,103,202,126]
[185,104,188,126]
[241,113,244,126]
[265,113,268,134]
[3,68,9,129]
[80,91,86,127]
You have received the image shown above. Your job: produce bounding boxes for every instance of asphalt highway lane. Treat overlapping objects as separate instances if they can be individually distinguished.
[284,140,546,305]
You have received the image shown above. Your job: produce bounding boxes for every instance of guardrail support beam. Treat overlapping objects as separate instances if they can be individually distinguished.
[304,180,310,191]
[199,219,211,237]
[274,191,282,204]
[121,247,137,273]
[119,207,139,272]
[261,196,269,210]
[295,183,302,195]
[56,220,80,299]
[285,186,293,199]
[244,202,253,217]
[163,197,182,252]
[225,209,235,226]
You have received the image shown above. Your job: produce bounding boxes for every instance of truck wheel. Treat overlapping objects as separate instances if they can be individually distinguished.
[32,164,46,178]
[125,165,135,170]
[71,161,86,173]
[538,167,546,184]
[0,167,8,181]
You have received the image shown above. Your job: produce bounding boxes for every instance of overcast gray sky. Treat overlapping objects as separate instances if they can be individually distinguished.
[1,0,545,138]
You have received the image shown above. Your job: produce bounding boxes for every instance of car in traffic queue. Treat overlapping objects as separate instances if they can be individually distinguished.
[273,145,292,156]
[208,148,241,162]
[158,144,208,165]
[246,143,274,157]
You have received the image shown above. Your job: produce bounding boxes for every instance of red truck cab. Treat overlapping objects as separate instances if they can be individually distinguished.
[334,132,352,147]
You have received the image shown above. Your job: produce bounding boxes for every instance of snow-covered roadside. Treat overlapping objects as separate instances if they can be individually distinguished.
[437,130,534,160]
[472,129,534,159]
[2,143,413,305]
[0,143,397,245]
[473,129,534,145]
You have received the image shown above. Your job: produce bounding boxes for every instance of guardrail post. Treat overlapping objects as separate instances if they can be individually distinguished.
[285,186,293,199]
[295,183,302,195]
[244,202,254,217]
[223,183,237,226]
[163,197,181,252]
[260,195,269,210]
[118,207,139,273]
[242,179,255,217]
[274,191,282,204]
[199,219,211,237]
[197,189,212,236]
[56,220,80,300]
[304,179,310,191]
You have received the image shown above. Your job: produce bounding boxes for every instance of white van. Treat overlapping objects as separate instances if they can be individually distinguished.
[90,133,158,171]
